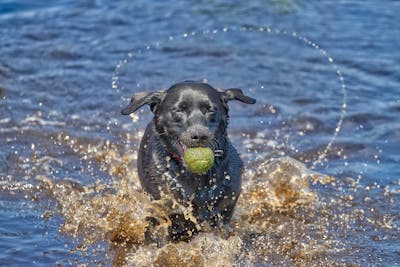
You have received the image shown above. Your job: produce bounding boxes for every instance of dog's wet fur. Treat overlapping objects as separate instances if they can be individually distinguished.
[122,81,255,241]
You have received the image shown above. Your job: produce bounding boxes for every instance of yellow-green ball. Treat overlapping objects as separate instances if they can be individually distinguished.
[183,147,215,174]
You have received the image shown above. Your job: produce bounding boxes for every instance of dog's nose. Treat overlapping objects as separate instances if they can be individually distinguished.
[191,133,209,142]
[183,126,212,147]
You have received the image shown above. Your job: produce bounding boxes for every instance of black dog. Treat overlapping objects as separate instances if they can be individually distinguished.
[121,81,255,240]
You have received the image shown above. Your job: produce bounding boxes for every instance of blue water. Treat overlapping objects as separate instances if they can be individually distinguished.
[1,0,399,266]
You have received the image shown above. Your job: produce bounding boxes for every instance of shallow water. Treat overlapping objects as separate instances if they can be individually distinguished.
[1,0,400,266]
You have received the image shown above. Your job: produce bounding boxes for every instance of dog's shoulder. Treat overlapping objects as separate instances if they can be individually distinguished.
[138,122,167,176]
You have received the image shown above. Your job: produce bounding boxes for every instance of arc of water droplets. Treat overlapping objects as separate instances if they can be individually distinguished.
[111,26,347,169]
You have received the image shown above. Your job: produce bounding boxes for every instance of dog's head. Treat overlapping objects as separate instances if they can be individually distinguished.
[122,81,255,159]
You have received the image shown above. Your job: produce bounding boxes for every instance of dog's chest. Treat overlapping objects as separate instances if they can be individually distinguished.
[166,165,230,205]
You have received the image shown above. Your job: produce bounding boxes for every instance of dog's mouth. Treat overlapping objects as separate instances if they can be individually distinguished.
[177,140,188,155]
[175,140,224,159]
[177,140,210,155]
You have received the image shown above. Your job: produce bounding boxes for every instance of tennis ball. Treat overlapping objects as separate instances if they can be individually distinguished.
[183,147,214,174]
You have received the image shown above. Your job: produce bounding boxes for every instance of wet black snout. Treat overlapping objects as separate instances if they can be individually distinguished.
[181,125,213,147]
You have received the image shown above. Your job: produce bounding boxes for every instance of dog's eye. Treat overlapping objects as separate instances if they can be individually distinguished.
[200,103,214,115]
[175,104,188,113]
[205,106,216,115]
[207,108,215,114]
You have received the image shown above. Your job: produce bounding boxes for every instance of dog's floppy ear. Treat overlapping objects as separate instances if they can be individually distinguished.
[221,88,256,106]
[121,91,165,115]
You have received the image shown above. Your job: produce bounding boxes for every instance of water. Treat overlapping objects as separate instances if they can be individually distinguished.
[1,0,399,266]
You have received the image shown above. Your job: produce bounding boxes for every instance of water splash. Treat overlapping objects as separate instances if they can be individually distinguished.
[35,142,342,266]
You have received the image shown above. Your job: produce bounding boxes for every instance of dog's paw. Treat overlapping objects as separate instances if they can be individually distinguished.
[168,213,198,242]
